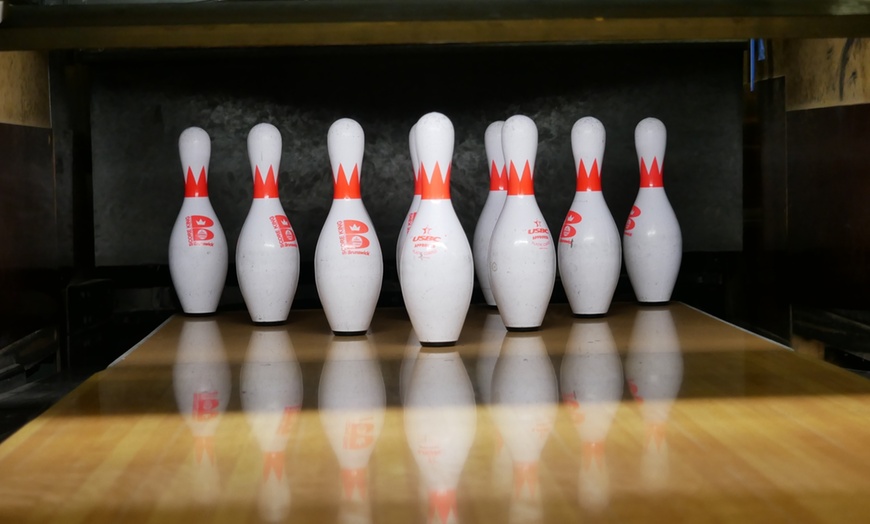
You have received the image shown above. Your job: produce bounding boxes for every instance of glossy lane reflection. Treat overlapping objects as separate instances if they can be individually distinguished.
[626,307,684,488]
[319,335,386,524]
[405,348,477,524]
[171,318,231,505]
[240,326,302,522]
[474,313,512,499]
[491,332,558,524]
[560,318,623,511]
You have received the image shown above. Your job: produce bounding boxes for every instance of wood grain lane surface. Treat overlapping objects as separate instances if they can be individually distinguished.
[1,303,869,523]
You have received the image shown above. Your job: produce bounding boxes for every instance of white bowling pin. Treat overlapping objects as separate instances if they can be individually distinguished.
[490,333,558,501]
[240,326,303,522]
[404,348,477,524]
[623,118,682,303]
[625,307,683,487]
[558,118,621,316]
[400,112,474,346]
[319,336,386,505]
[472,121,508,307]
[397,124,421,285]
[168,127,228,314]
[315,119,384,335]
[489,115,556,330]
[236,123,301,323]
[560,319,623,511]
[172,318,231,471]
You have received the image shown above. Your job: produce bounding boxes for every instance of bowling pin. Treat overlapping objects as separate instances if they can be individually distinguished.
[404,348,477,524]
[319,336,385,518]
[397,124,421,284]
[168,127,228,314]
[558,117,621,316]
[472,121,508,307]
[236,123,301,323]
[172,318,231,477]
[240,326,303,522]
[560,319,623,511]
[315,118,384,335]
[399,112,473,346]
[623,117,682,303]
[489,115,556,330]
[625,307,683,487]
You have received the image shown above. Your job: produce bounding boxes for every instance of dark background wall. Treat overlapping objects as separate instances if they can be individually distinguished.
[89,44,743,277]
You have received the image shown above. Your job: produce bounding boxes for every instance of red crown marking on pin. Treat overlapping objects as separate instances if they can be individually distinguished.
[253,165,279,198]
[490,161,507,191]
[263,451,285,481]
[420,162,451,200]
[640,157,663,188]
[342,468,368,501]
[184,167,209,197]
[413,166,422,196]
[507,160,535,196]
[428,489,457,524]
[514,462,539,497]
[334,164,361,199]
[194,436,215,465]
[582,441,606,471]
[576,159,602,192]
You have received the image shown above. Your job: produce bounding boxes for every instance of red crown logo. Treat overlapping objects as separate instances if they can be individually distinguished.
[576,159,602,192]
[253,165,279,198]
[420,162,451,200]
[184,167,209,197]
[507,160,535,196]
[334,164,361,199]
[262,451,285,481]
[428,489,457,524]
[489,161,507,191]
[640,157,663,187]
[341,468,368,501]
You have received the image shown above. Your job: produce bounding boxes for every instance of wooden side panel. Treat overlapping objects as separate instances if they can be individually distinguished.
[0,51,50,128]
[785,38,870,110]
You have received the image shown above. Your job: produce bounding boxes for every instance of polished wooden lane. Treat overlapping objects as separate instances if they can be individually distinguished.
[1,303,869,523]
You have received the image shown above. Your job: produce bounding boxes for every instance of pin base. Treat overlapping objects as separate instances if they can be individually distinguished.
[638,300,671,306]
[420,341,457,348]
[333,330,367,337]
[252,320,287,326]
[572,312,607,319]
[506,326,541,332]
[181,311,217,317]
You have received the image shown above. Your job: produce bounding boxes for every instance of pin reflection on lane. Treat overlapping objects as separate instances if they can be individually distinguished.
[240,326,302,523]
[560,319,623,512]
[405,347,477,524]
[319,335,386,524]
[491,332,558,524]
[474,313,511,499]
[171,318,231,505]
[626,307,684,489]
